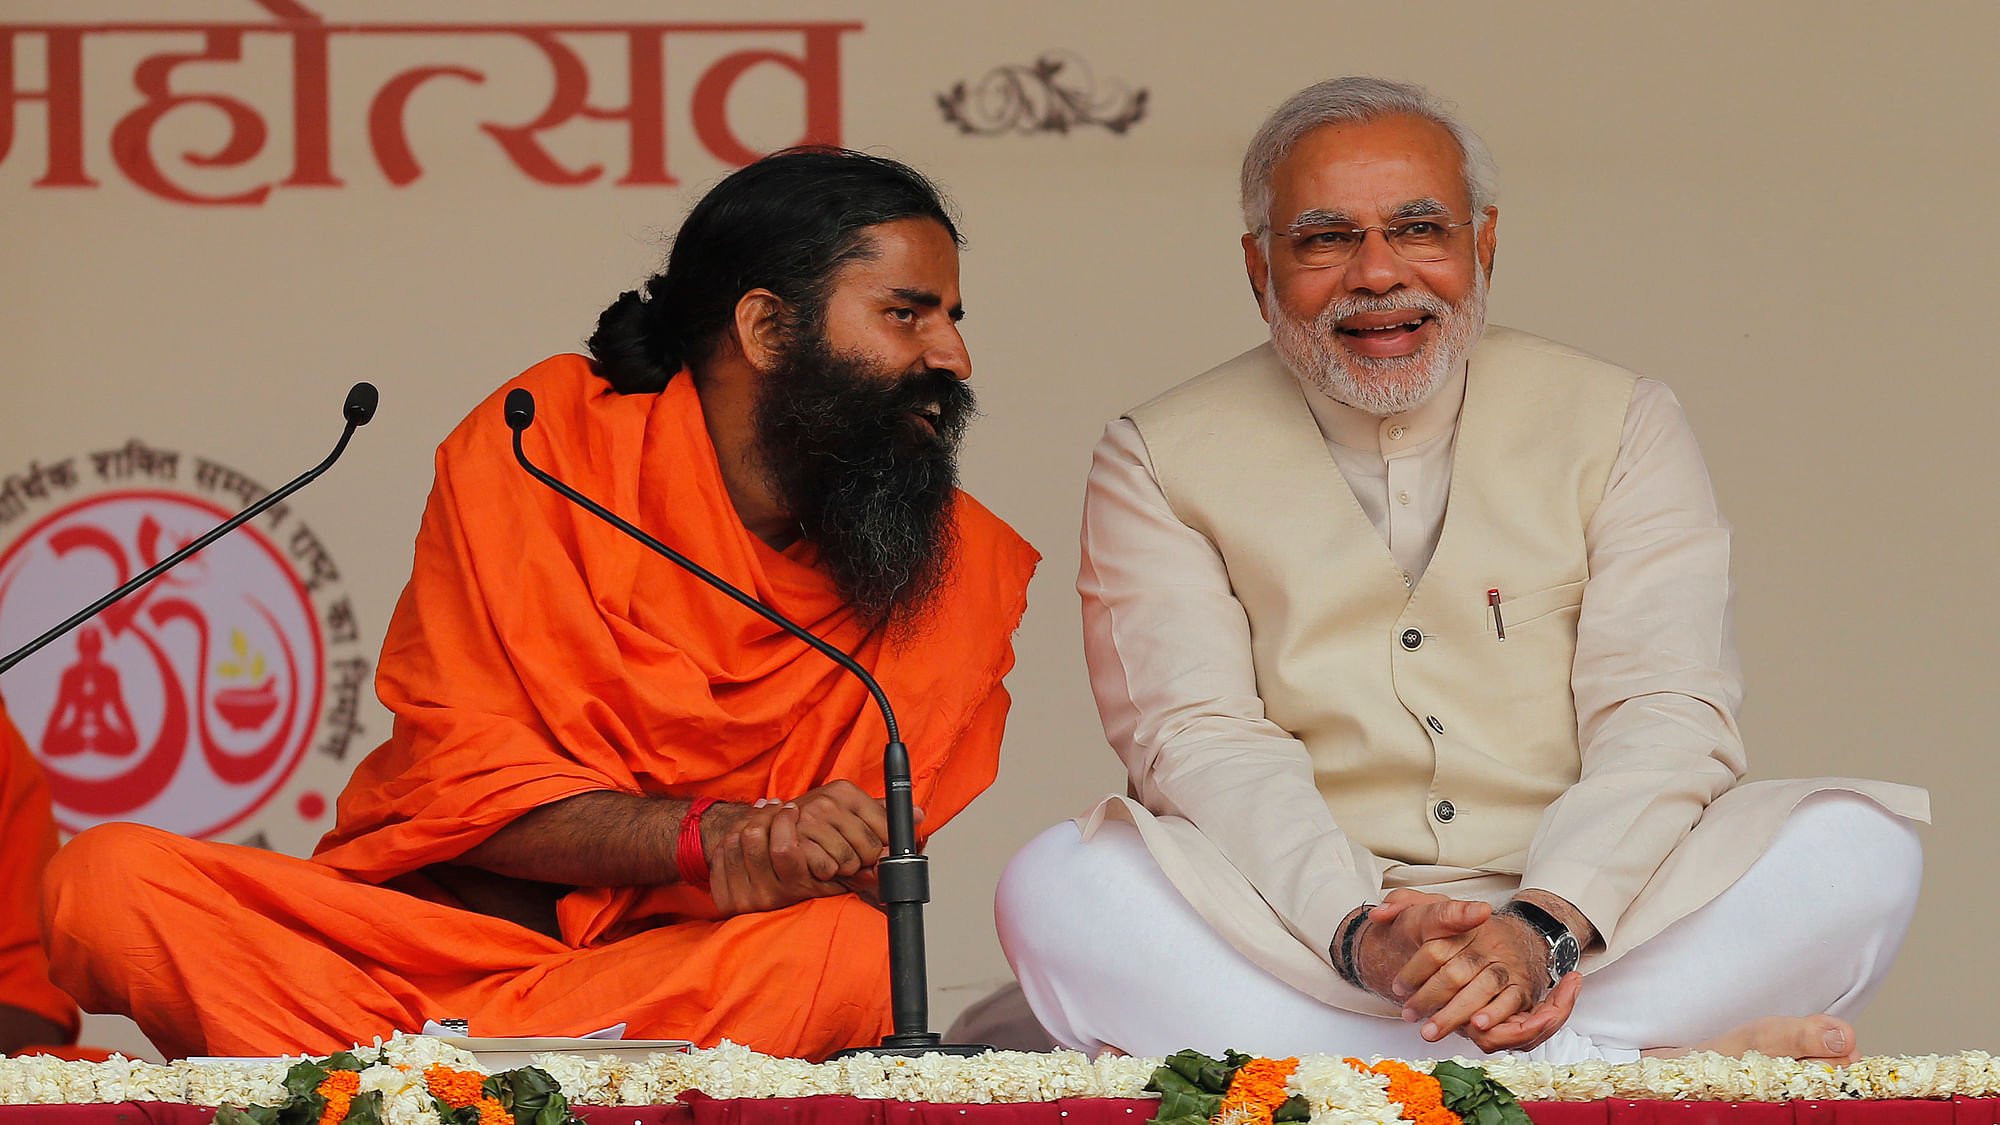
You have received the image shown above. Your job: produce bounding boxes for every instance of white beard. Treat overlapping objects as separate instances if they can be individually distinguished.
[1267,267,1488,417]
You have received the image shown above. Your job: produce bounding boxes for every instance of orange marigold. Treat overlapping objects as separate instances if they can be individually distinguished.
[1345,1059,1461,1125]
[426,1063,487,1109]
[1215,1057,1299,1125]
[476,1094,511,1125]
[314,1069,360,1125]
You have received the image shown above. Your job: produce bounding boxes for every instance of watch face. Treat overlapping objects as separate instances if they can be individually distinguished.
[1550,932,1581,981]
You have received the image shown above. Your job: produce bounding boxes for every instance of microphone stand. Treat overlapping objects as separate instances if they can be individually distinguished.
[0,383,380,678]
[504,388,987,1057]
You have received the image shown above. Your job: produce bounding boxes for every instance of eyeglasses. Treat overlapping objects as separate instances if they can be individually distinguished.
[1265,216,1476,269]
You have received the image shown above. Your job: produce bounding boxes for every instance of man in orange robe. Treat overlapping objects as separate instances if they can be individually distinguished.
[0,694,80,1055]
[43,149,1038,1061]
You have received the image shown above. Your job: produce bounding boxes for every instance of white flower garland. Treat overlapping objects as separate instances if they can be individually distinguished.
[4,1036,1999,1117]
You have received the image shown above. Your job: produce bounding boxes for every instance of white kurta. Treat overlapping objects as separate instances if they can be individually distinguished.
[1072,328,1928,1016]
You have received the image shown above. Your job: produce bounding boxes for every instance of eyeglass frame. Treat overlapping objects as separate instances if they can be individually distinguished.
[1258,213,1479,269]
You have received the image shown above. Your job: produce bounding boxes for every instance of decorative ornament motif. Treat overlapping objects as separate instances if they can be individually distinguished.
[937,51,1147,136]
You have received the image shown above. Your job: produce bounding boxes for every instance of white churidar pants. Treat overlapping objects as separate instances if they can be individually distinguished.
[996,793,1921,1063]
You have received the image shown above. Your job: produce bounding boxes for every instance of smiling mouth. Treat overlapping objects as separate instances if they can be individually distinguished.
[1337,314,1433,340]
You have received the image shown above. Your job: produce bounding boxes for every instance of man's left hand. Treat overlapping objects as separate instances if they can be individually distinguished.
[1392,889,1594,1045]
[1463,971,1582,1052]
[1394,908,1551,1042]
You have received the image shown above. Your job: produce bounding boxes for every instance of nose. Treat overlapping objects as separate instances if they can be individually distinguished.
[926,321,971,382]
[1341,227,1414,294]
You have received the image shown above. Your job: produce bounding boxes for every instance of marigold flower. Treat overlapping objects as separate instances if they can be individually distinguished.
[477,1094,511,1125]
[314,1069,360,1125]
[1346,1059,1462,1125]
[426,1063,487,1109]
[1215,1057,1299,1125]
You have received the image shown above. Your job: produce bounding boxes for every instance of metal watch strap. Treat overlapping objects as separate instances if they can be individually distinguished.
[1499,899,1580,988]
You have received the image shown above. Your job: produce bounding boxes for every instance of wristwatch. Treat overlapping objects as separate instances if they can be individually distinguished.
[1499,899,1580,989]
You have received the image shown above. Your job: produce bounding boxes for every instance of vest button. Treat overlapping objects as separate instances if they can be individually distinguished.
[1400,628,1423,650]
[1434,799,1456,823]
[1426,715,1445,734]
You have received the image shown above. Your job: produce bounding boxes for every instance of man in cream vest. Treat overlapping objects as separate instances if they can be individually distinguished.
[995,77,1927,1063]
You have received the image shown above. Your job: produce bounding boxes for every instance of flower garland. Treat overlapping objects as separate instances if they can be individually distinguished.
[207,1044,578,1125]
[3,1037,2000,1120]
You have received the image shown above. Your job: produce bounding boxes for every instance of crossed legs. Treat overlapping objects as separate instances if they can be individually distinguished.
[997,793,1920,1062]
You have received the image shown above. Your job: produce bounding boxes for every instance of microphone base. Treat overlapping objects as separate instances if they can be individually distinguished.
[828,1037,993,1060]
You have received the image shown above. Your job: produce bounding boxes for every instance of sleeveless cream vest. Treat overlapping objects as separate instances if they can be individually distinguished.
[1126,326,1633,871]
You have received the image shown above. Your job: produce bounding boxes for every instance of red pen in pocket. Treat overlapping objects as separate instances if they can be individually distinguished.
[1488,588,1506,641]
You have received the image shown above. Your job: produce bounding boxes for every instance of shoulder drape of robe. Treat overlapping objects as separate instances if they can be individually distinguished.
[313,356,1039,946]
[1,694,79,1039]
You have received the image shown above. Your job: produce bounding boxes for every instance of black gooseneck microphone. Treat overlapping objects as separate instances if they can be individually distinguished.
[0,383,381,678]
[504,387,987,1058]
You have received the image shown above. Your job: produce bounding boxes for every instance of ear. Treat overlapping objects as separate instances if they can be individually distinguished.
[1476,205,1499,280]
[731,288,791,372]
[1242,232,1273,323]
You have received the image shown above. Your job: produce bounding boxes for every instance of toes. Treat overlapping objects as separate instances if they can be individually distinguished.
[1800,1014,1858,1062]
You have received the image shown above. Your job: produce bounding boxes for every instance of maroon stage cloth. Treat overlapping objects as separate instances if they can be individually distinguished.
[1,1096,1997,1125]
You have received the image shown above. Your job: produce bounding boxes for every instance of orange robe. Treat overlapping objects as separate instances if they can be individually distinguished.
[0,694,80,1049]
[44,357,1038,1060]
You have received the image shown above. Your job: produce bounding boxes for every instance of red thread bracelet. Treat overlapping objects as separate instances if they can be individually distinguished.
[677,797,719,887]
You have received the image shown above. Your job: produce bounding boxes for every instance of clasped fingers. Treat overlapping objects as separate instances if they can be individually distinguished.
[1412,960,1532,1043]
[1392,931,1480,1002]
[707,805,845,915]
[791,781,891,878]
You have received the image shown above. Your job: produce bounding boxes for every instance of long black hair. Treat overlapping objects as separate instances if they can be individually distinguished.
[586,148,962,394]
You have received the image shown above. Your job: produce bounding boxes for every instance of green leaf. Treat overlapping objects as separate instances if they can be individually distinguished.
[213,1106,280,1125]
[1428,1060,1533,1125]
[1195,1059,1235,1094]
[1146,1067,1201,1097]
[342,1090,387,1125]
[280,1060,331,1103]
[1163,1050,1217,1085]
[322,1051,370,1073]
[1274,1093,1313,1123]
[1155,1087,1223,1123]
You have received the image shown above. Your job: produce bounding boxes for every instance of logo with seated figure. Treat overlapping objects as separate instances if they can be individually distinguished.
[0,491,323,838]
[0,442,375,853]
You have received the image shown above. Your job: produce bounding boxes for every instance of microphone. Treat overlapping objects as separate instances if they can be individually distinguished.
[505,387,985,1057]
[0,383,381,677]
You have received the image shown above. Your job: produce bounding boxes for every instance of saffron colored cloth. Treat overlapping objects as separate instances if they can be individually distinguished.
[43,357,1038,1061]
[0,694,78,1044]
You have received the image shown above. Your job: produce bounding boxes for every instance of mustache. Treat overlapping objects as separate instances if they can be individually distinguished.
[1325,290,1454,324]
[885,367,977,438]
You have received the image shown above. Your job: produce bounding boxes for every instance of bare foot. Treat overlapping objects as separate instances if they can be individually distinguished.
[1643,1014,1858,1063]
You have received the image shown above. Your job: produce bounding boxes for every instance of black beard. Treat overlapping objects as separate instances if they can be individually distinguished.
[752,335,975,628]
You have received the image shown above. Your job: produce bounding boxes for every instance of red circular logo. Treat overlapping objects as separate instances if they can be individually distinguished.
[0,490,324,838]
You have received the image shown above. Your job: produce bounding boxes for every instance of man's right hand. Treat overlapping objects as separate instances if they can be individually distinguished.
[702,780,892,915]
